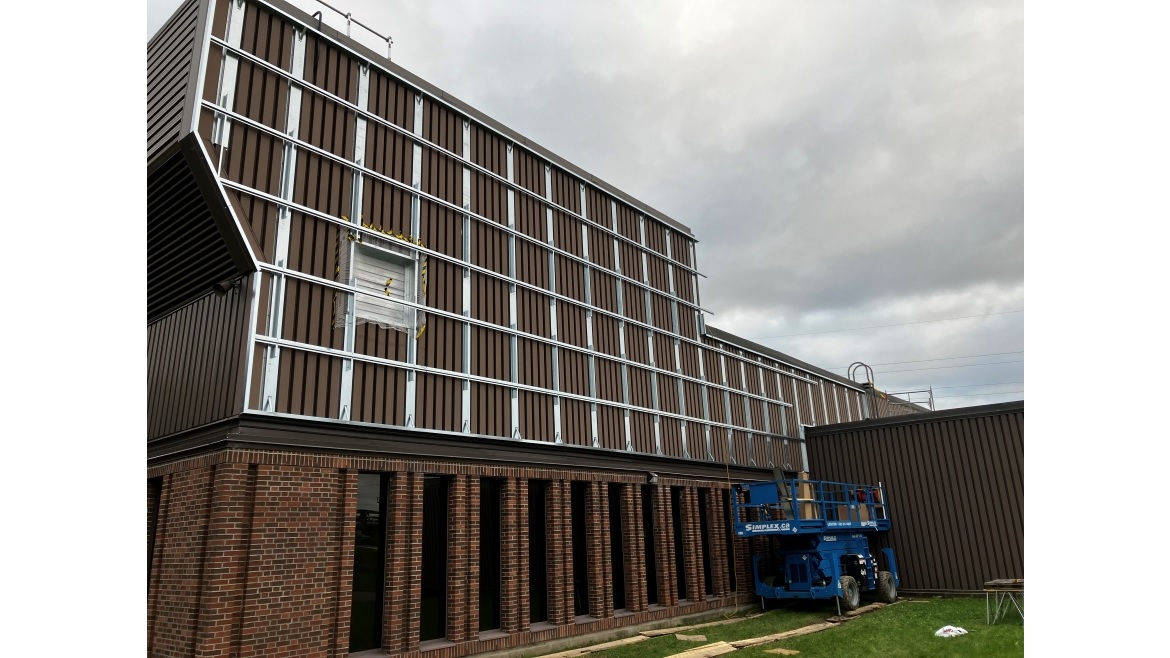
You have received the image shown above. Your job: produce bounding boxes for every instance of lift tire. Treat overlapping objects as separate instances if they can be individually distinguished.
[876,571,897,604]
[839,575,861,611]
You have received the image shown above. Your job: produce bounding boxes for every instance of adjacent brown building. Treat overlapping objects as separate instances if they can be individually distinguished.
[146,1,927,656]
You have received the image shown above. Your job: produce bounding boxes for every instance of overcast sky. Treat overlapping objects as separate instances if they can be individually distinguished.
[148,0,1023,411]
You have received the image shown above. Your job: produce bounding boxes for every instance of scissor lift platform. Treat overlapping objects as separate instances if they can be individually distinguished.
[732,478,901,611]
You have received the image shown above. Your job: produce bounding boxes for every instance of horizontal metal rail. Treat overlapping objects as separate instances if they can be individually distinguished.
[253,260,793,410]
[208,34,704,281]
[223,177,821,389]
[253,331,795,443]
[203,92,708,322]
[311,0,392,58]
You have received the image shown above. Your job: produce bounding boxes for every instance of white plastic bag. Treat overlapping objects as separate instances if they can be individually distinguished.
[935,625,968,638]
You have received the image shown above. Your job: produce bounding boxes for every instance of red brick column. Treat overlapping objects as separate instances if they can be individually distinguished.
[705,489,731,597]
[333,471,358,657]
[585,482,612,618]
[622,484,647,612]
[734,490,753,594]
[465,475,481,641]
[150,466,214,658]
[598,482,614,617]
[654,484,677,607]
[447,475,469,643]
[385,472,423,653]
[549,480,575,624]
[682,487,704,602]
[146,473,172,656]
[505,478,530,632]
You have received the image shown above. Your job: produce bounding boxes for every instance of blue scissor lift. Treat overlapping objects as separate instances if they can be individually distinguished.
[732,477,901,613]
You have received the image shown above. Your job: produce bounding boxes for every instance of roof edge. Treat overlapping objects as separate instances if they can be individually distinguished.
[805,400,1024,435]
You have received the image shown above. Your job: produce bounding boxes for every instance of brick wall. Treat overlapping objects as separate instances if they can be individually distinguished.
[147,449,755,658]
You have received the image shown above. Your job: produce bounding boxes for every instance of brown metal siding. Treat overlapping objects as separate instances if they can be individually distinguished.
[471,383,511,437]
[147,0,200,162]
[148,284,250,440]
[806,403,1024,593]
[416,372,461,432]
[351,362,407,425]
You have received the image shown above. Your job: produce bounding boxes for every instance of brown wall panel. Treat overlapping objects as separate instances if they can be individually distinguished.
[659,417,682,459]
[368,69,416,131]
[516,337,553,389]
[807,403,1024,593]
[471,125,508,177]
[472,271,509,326]
[627,366,653,409]
[653,332,674,370]
[706,388,726,425]
[643,220,667,257]
[223,123,284,200]
[364,121,414,188]
[748,399,766,432]
[646,253,670,294]
[595,358,623,404]
[415,372,461,432]
[553,210,584,258]
[561,398,591,447]
[558,349,590,398]
[592,270,618,314]
[353,321,408,363]
[751,436,769,468]
[550,169,581,215]
[302,33,359,105]
[226,190,277,263]
[513,149,545,197]
[275,348,342,419]
[285,211,338,280]
[424,99,462,155]
[515,240,549,289]
[625,325,649,365]
[280,277,345,350]
[711,428,729,465]
[293,148,353,220]
[516,287,551,338]
[586,223,615,270]
[683,382,704,422]
[731,431,750,466]
[658,375,680,415]
[593,314,621,358]
[232,58,288,134]
[426,257,463,316]
[299,85,356,160]
[727,393,747,428]
[351,361,407,425]
[742,362,764,396]
[471,171,508,225]
[148,284,249,440]
[597,405,624,451]
[471,325,510,382]
[673,266,696,306]
[669,232,693,268]
[417,200,461,274]
[361,177,412,236]
[422,143,461,205]
[472,382,511,437]
[417,314,462,373]
[630,411,655,455]
[558,303,588,349]
[520,391,554,442]
[556,256,586,303]
[678,342,701,380]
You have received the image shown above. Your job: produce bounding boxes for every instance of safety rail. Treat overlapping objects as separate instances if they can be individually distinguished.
[731,478,891,536]
[310,0,393,59]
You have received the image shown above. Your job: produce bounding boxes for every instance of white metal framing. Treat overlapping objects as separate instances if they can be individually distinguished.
[194,1,875,461]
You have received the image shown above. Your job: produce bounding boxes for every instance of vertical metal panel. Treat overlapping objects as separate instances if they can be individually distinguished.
[148,0,200,161]
[148,283,250,440]
[806,403,1024,592]
[519,391,554,442]
[597,404,624,451]
[350,362,407,425]
[471,382,511,438]
[415,372,461,432]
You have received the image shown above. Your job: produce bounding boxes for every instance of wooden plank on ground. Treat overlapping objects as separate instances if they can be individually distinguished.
[539,634,648,658]
[664,641,736,658]
[640,614,762,637]
[676,634,708,641]
[729,622,837,648]
[764,649,800,656]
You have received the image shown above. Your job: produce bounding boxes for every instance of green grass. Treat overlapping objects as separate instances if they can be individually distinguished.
[592,597,1022,658]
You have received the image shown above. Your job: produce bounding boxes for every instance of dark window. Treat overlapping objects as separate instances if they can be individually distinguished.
[420,475,449,641]
[671,487,688,600]
[723,489,737,592]
[479,478,503,631]
[571,482,590,616]
[529,480,549,623]
[350,473,387,652]
[641,485,658,605]
[698,490,714,597]
[607,484,627,610]
[147,477,162,584]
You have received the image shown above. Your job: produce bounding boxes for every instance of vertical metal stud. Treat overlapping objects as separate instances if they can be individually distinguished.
[461,118,472,432]
[544,165,561,443]
[338,61,369,422]
[611,201,632,452]
[405,93,424,427]
[507,143,520,438]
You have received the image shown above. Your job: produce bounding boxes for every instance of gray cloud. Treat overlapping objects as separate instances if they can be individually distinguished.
[148,0,1023,408]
